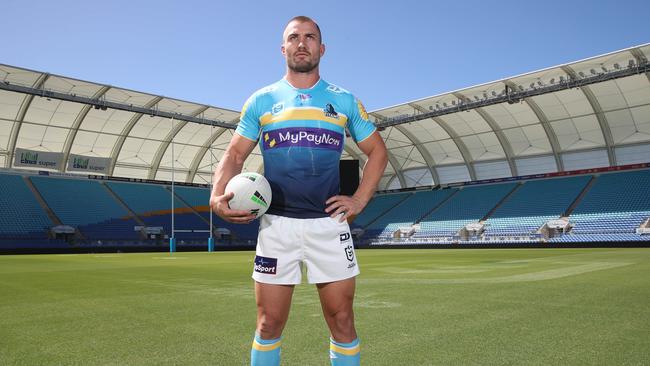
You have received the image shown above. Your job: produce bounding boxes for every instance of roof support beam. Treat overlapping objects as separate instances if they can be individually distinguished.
[503,80,564,172]
[6,73,49,168]
[148,106,210,180]
[0,81,233,128]
[108,96,163,176]
[430,116,477,181]
[376,60,650,129]
[60,86,111,172]
[562,66,616,166]
[629,49,650,83]
[186,126,231,183]
[453,93,518,177]
[369,113,407,188]
[402,103,441,184]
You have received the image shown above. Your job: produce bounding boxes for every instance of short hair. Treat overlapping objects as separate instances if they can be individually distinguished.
[284,15,322,43]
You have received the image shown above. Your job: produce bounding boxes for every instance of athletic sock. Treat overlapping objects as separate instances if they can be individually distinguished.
[251,333,281,366]
[329,337,360,366]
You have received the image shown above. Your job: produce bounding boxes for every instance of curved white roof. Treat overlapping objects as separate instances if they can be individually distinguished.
[1,43,648,188]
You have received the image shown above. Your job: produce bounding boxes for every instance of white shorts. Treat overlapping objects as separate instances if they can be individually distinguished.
[252,214,360,285]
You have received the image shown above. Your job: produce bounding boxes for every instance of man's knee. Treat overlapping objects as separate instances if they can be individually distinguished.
[327,309,356,341]
[256,313,287,338]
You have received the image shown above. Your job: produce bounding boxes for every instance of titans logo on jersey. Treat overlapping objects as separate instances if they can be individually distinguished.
[236,78,376,218]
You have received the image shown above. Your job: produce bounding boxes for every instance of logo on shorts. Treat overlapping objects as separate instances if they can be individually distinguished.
[339,232,354,262]
[254,255,277,275]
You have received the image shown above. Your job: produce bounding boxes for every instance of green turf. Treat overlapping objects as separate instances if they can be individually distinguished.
[1,248,649,365]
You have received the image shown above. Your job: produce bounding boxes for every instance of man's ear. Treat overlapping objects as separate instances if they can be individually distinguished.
[320,43,326,57]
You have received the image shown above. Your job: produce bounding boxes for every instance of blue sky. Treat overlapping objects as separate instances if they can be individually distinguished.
[3,0,649,112]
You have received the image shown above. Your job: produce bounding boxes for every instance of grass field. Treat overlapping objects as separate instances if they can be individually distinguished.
[1,248,649,365]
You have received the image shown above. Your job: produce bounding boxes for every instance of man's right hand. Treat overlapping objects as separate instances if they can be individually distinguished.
[210,192,257,224]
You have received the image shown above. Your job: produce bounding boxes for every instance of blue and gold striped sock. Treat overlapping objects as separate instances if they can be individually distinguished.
[329,337,360,366]
[251,333,281,366]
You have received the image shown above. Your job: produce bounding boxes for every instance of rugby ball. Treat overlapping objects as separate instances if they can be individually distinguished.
[225,172,272,219]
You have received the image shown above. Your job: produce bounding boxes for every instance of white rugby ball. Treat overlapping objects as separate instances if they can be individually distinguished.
[225,172,272,219]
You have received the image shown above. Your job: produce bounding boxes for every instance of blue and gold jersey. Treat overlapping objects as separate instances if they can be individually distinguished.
[236,78,376,218]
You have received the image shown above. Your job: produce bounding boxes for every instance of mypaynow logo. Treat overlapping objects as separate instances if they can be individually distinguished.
[263,127,343,151]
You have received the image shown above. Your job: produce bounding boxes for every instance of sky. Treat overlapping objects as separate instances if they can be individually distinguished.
[2,0,649,112]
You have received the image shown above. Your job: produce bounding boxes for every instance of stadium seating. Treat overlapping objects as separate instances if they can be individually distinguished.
[350,191,411,229]
[483,176,591,236]
[364,189,456,237]
[569,170,650,235]
[171,186,260,240]
[0,173,52,240]
[417,183,517,237]
[30,176,140,240]
[106,182,207,240]
[2,168,649,249]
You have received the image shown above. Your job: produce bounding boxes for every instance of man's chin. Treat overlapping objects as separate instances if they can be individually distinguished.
[288,62,319,73]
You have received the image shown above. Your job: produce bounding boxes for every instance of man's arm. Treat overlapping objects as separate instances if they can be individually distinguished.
[325,131,388,222]
[210,133,258,223]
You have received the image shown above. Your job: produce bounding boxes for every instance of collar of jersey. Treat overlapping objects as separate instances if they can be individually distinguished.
[282,77,323,91]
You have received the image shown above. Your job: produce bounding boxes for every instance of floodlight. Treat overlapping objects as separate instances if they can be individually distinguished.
[491,91,497,97]
[579,71,585,77]
[550,78,555,84]
[518,85,524,91]
[601,66,608,72]
[590,69,597,75]
[613,63,620,70]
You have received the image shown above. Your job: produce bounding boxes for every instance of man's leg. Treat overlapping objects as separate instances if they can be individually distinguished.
[317,277,360,366]
[251,282,294,366]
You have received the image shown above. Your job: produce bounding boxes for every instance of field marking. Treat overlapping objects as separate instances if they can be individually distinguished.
[377,267,491,274]
[360,261,633,284]
[151,256,189,260]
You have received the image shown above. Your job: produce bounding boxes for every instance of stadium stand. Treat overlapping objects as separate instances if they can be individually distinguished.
[0,173,58,248]
[482,176,591,236]
[563,170,650,240]
[173,186,260,240]
[2,168,649,250]
[105,181,208,241]
[416,183,517,237]
[364,189,456,238]
[30,176,141,240]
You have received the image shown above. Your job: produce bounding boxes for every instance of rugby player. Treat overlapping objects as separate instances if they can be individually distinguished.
[210,15,387,366]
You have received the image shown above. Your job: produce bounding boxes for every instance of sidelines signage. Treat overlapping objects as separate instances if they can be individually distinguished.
[14,148,63,170]
[67,154,111,174]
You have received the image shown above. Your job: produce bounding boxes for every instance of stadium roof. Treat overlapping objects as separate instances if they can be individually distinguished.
[1,44,649,188]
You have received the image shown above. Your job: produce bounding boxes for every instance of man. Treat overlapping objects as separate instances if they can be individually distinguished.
[210,15,387,366]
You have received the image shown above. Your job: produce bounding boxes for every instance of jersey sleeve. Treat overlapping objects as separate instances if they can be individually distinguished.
[235,94,261,142]
[346,96,376,143]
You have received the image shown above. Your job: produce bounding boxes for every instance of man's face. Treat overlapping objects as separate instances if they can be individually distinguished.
[282,20,325,73]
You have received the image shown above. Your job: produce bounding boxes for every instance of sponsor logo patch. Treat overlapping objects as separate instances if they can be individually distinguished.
[262,127,343,152]
[271,102,284,115]
[254,256,277,275]
[340,232,354,262]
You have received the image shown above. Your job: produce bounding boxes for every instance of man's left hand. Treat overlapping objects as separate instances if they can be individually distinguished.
[325,195,365,223]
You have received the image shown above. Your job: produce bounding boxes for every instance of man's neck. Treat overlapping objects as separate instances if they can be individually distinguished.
[284,69,321,89]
